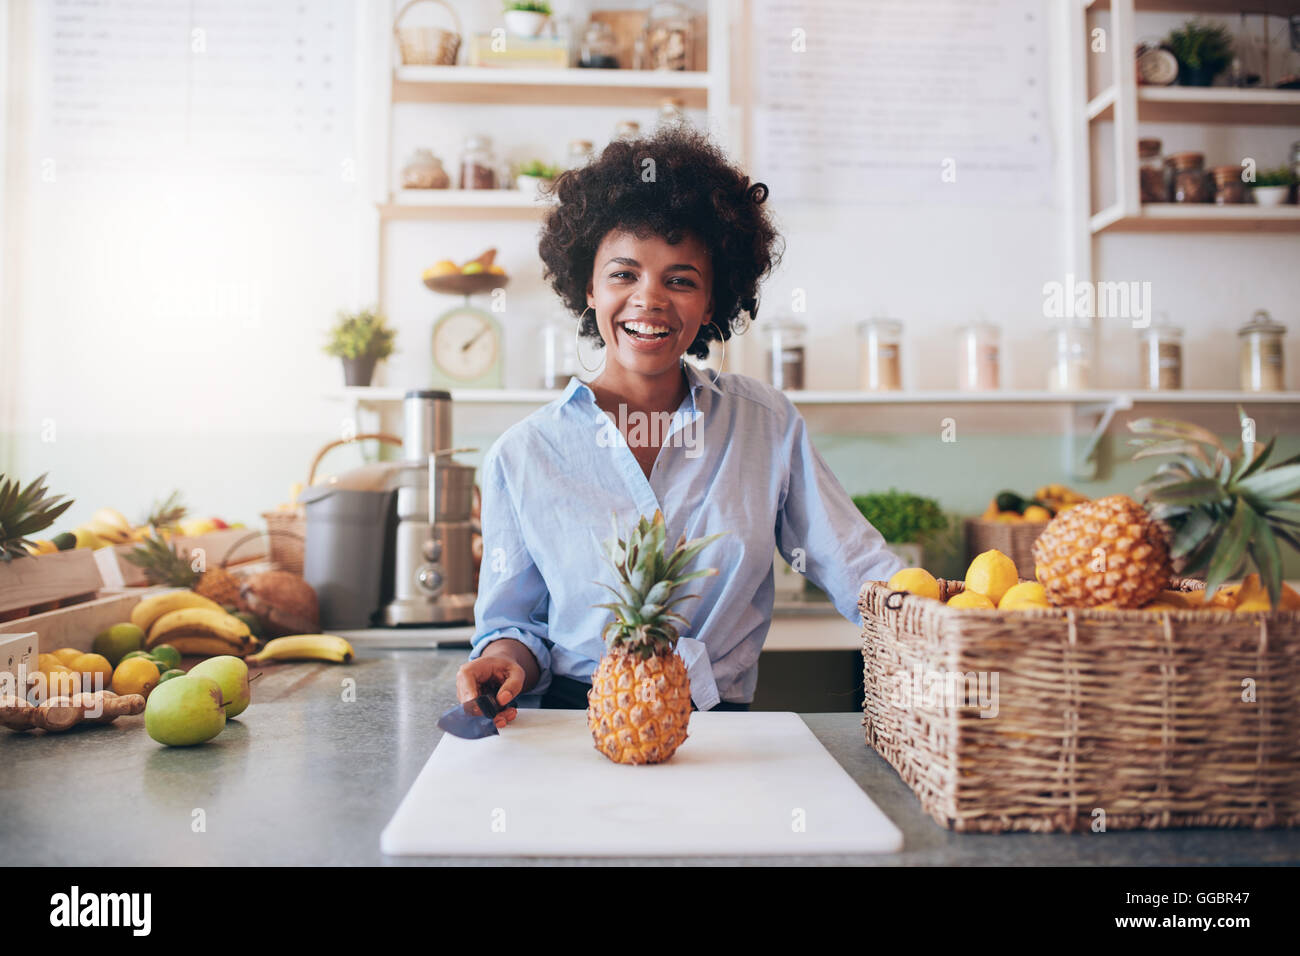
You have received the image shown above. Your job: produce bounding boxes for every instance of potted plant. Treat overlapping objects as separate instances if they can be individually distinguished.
[503,1,551,39]
[323,307,396,387]
[515,159,563,197]
[1165,19,1234,87]
[1251,166,1296,206]
[852,490,950,569]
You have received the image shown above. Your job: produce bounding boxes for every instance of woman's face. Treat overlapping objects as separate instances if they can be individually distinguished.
[585,229,714,380]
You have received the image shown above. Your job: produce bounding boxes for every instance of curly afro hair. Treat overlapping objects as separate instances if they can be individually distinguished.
[538,124,784,360]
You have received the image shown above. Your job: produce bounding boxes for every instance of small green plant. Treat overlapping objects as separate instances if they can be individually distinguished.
[852,490,949,544]
[323,307,396,361]
[516,159,563,179]
[1252,166,1296,188]
[1165,19,1233,77]
[505,1,551,13]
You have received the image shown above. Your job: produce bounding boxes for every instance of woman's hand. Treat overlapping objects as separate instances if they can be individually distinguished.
[455,657,524,729]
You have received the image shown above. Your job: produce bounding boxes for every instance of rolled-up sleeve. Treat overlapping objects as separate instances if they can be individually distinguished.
[468,448,555,700]
[775,405,904,626]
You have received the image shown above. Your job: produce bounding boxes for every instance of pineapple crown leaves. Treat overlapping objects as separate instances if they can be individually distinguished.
[140,489,188,530]
[123,531,201,587]
[589,508,727,655]
[0,472,75,562]
[1129,408,1300,607]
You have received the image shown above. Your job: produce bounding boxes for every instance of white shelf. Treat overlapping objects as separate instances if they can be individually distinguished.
[1092,203,1300,233]
[392,65,713,108]
[1090,85,1300,125]
[379,189,554,219]
[333,386,1300,407]
[1087,0,1300,14]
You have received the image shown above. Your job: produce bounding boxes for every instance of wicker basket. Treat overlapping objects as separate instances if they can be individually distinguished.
[259,513,306,575]
[394,0,462,66]
[965,518,1047,579]
[858,576,1300,832]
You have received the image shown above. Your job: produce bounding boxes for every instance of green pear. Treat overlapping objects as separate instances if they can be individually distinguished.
[92,623,145,666]
[145,675,226,746]
[188,655,251,719]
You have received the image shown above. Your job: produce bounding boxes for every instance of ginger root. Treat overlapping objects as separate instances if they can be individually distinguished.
[0,690,144,733]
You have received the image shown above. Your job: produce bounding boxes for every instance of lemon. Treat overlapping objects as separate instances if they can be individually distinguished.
[428,259,458,276]
[69,653,113,692]
[52,647,83,665]
[886,567,941,601]
[965,550,1019,605]
[948,590,995,609]
[461,262,485,275]
[1022,505,1052,522]
[998,581,1050,610]
[112,656,161,697]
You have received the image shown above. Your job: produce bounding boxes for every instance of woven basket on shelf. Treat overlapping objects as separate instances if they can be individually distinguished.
[858,576,1300,833]
[964,518,1047,580]
[393,0,462,66]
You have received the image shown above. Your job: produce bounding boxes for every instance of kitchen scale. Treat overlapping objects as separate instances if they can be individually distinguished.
[425,264,507,390]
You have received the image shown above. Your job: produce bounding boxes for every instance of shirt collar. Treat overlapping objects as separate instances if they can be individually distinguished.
[557,357,721,414]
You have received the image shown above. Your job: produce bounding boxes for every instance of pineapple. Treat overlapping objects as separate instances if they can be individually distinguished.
[1032,495,1173,608]
[587,509,725,765]
[124,532,245,609]
[1129,408,1300,608]
[0,473,74,563]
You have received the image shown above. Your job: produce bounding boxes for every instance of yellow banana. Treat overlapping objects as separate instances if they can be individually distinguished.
[147,607,250,648]
[245,635,354,665]
[131,590,225,633]
[156,635,248,658]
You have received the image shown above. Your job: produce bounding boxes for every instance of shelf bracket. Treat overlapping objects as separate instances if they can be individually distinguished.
[1064,395,1133,481]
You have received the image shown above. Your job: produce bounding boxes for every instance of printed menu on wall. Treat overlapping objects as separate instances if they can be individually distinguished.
[32,0,355,182]
[752,0,1052,204]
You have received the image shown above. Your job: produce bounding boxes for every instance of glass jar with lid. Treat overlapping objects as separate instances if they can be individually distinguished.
[612,120,641,141]
[1238,310,1286,392]
[1211,165,1247,204]
[646,1,694,71]
[858,318,903,391]
[401,148,450,189]
[656,97,686,129]
[765,320,806,390]
[957,321,1001,391]
[1139,319,1183,390]
[541,311,580,389]
[458,134,498,190]
[1170,151,1209,203]
[579,19,618,69]
[1048,320,1091,392]
[566,139,594,169]
[1138,138,1167,203]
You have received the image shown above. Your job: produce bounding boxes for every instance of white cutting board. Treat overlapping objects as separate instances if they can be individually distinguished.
[381,710,903,857]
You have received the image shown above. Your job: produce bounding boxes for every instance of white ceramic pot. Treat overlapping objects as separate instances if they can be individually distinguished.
[504,10,548,38]
[1252,185,1291,207]
[516,173,550,197]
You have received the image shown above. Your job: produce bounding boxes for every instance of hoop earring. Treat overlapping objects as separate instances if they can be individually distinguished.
[709,320,727,373]
[575,306,603,374]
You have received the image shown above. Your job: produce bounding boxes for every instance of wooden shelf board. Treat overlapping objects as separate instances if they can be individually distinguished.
[392,65,712,108]
[1138,86,1300,125]
[379,190,553,219]
[1088,0,1300,14]
[1093,204,1300,233]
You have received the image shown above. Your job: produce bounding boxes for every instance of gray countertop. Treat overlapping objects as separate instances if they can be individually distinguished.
[5,647,1298,866]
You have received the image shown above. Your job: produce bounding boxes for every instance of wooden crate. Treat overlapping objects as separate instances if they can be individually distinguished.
[0,549,103,620]
[95,529,268,588]
[0,588,156,655]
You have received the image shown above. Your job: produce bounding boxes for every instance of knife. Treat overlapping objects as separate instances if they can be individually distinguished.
[437,689,517,739]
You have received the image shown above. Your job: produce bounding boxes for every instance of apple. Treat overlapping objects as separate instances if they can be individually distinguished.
[144,675,226,746]
[187,655,251,719]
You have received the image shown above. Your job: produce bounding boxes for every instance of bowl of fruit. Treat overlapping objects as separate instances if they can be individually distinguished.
[422,248,508,297]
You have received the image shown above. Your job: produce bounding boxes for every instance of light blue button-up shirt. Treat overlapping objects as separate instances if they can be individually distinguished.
[468,358,904,710]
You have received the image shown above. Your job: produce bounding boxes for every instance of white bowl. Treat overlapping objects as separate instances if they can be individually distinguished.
[1252,185,1291,207]
[504,10,548,38]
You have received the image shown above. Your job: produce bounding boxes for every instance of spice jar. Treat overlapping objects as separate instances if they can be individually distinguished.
[458,134,498,190]
[579,20,618,69]
[1211,165,1247,204]
[957,322,1000,391]
[1048,321,1091,392]
[858,319,903,391]
[1238,310,1286,392]
[566,139,594,169]
[765,320,806,390]
[612,120,641,141]
[656,98,686,129]
[1170,152,1209,203]
[1139,322,1183,390]
[1138,138,1167,203]
[401,149,450,189]
[646,1,693,71]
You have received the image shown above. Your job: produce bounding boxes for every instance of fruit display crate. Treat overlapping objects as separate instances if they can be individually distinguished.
[857,577,1300,833]
[95,529,268,588]
[0,588,155,654]
[964,518,1047,581]
[0,549,104,620]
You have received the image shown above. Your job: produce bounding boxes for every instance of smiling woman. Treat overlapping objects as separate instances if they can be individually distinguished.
[456,125,903,722]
